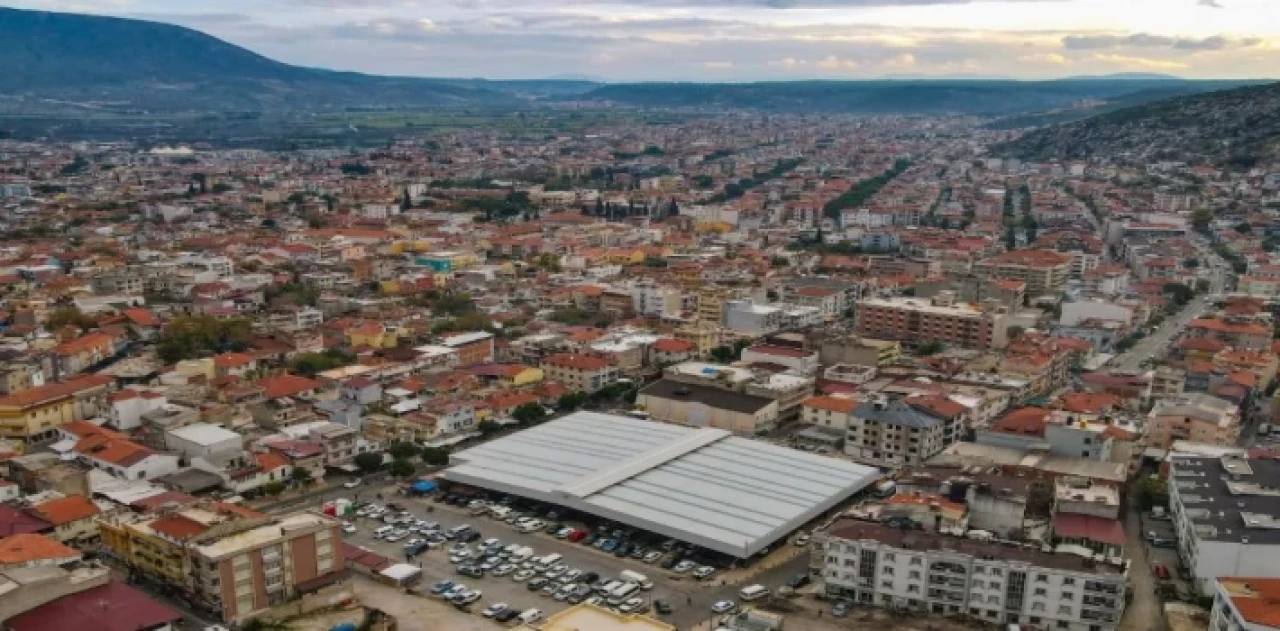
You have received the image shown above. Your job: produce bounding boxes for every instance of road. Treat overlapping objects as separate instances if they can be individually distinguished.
[1110,294,1211,373]
[1119,500,1165,631]
[335,486,812,630]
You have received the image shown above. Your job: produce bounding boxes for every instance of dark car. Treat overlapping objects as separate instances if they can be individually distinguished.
[582,533,600,546]
[386,502,405,512]
[461,531,482,543]
[580,571,600,585]
[528,577,549,591]
[654,600,673,615]
[494,609,520,623]
[786,573,811,589]
[458,566,485,578]
[614,543,633,557]
[545,522,564,534]
[660,556,680,570]
[429,580,454,595]
[629,546,647,559]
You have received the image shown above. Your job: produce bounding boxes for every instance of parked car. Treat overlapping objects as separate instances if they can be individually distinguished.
[453,590,482,606]
[527,577,549,591]
[618,597,647,613]
[1154,564,1171,580]
[673,560,696,573]
[711,600,737,614]
[642,551,662,564]
[693,566,716,580]
[429,580,455,595]
[493,564,517,577]
[343,479,361,489]
[582,532,600,546]
[793,533,811,547]
[458,566,485,579]
[654,599,673,615]
[786,573,811,589]
[341,522,357,534]
[494,609,520,623]
[481,603,509,618]
[832,601,852,617]
[660,556,681,570]
[512,569,536,582]
[579,571,600,585]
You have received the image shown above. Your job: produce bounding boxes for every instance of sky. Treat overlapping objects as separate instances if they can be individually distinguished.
[8,0,1280,81]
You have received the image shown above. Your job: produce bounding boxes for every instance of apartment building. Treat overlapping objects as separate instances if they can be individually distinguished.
[814,519,1127,631]
[541,353,619,394]
[0,374,114,444]
[1168,456,1280,592]
[856,294,1007,351]
[1211,578,1280,631]
[440,331,496,366]
[98,506,343,624]
[1147,393,1241,450]
[818,336,902,368]
[973,249,1073,297]
[846,398,947,467]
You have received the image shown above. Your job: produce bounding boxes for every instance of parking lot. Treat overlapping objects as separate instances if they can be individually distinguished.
[336,485,817,629]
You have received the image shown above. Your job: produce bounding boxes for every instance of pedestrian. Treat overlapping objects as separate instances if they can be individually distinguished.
[688,596,692,605]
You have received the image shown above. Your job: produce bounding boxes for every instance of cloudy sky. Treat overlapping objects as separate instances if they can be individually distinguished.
[9,0,1280,81]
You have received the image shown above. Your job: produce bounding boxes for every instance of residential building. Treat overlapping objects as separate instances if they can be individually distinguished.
[541,353,619,394]
[1211,578,1280,631]
[973,249,1073,297]
[846,398,947,467]
[440,331,496,366]
[814,519,1127,631]
[1148,393,1242,450]
[856,294,1007,351]
[818,336,902,368]
[0,375,114,444]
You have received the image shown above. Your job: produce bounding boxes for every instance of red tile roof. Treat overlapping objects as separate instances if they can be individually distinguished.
[28,495,100,526]
[0,533,80,565]
[6,581,183,631]
[0,374,113,409]
[257,373,323,399]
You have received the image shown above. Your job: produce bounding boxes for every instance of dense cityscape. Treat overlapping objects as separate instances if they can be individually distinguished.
[2,4,1280,631]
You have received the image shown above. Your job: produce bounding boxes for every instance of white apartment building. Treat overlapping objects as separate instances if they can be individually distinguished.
[631,280,683,318]
[1168,456,1280,593]
[815,520,1127,631]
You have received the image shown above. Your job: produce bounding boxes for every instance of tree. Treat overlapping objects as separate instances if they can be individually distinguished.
[288,349,355,377]
[290,468,312,484]
[512,403,548,426]
[261,481,285,497]
[1008,326,1026,341]
[1235,222,1253,234]
[1191,208,1212,232]
[477,420,502,436]
[1135,475,1168,511]
[389,442,420,461]
[156,315,253,364]
[353,452,383,474]
[709,345,736,363]
[420,446,450,466]
[557,392,588,412]
[388,458,416,477]
[918,341,945,355]
[44,307,96,332]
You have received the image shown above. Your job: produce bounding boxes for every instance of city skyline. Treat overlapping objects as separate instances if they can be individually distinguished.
[5,0,1278,81]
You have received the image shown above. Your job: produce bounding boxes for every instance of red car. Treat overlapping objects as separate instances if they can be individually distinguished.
[1153,564,1170,580]
[567,529,587,543]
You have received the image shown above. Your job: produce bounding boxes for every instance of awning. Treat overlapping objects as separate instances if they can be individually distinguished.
[1052,513,1125,546]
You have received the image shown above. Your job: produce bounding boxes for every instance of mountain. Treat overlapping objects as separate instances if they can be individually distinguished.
[0,7,528,111]
[578,79,1259,116]
[1057,73,1186,82]
[994,81,1280,166]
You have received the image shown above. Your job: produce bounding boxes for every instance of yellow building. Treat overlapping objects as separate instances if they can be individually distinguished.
[0,374,113,443]
[674,321,721,356]
[517,603,674,631]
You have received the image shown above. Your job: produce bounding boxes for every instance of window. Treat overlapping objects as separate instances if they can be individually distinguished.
[1036,574,1048,583]
[1031,617,1042,624]
[910,557,923,566]
[885,553,897,561]
[909,571,921,579]
[1035,588,1047,596]
[883,566,895,575]
[908,585,920,593]
[882,580,894,589]
[974,566,986,575]
[1063,578,1076,586]
[991,568,1003,577]
[1062,592,1074,600]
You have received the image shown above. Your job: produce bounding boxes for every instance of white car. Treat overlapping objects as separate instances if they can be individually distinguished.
[618,597,646,613]
[793,533,811,547]
[403,538,424,549]
[384,530,407,542]
[563,569,582,582]
[341,522,356,534]
[673,560,696,573]
[442,584,468,600]
[642,551,662,564]
[482,603,509,618]
[492,564,517,577]
[512,569,536,582]
[693,566,716,580]
[452,590,482,606]
[343,479,361,489]
[711,600,737,614]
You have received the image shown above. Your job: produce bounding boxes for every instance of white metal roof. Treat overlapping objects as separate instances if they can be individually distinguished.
[166,423,240,445]
[443,412,880,557]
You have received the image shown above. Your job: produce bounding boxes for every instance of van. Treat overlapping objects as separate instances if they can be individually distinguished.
[518,609,544,625]
[536,553,563,568]
[740,584,770,601]
[619,570,653,590]
[607,582,641,605]
[374,525,394,538]
[446,524,473,539]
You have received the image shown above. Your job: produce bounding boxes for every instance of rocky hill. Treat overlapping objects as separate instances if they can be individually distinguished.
[995,81,1280,167]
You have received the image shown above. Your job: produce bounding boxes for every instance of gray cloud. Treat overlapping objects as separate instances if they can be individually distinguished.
[1062,33,1260,51]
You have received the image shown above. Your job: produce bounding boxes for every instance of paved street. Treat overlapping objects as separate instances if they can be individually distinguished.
[335,487,813,630]
[1110,294,1211,373]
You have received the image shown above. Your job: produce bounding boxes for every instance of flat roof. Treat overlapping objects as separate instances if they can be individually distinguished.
[166,423,240,446]
[443,412,880,557]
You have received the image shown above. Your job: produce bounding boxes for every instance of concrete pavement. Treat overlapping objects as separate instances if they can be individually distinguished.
[1110,295,1211,373]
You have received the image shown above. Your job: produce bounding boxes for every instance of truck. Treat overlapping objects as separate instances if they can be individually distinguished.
[619,570,653,590]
